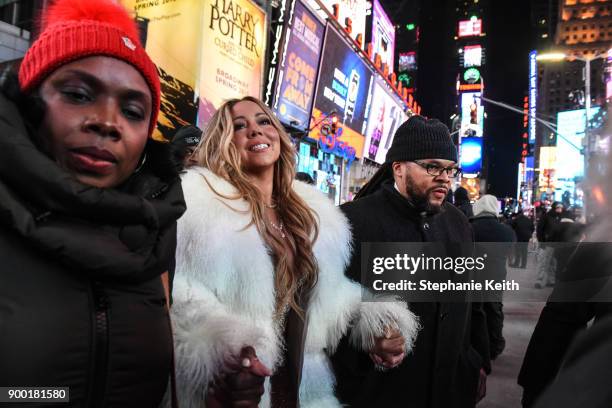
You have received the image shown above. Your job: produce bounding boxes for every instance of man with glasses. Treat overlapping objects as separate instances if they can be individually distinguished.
[332,115,490,408]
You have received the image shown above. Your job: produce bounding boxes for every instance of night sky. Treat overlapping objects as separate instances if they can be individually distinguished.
[403,0,534,198]
[483,0,533,198]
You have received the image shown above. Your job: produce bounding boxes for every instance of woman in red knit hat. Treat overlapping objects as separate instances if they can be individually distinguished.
[0,0,185,406]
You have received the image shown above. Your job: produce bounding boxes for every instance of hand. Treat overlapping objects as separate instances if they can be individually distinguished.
[476,367,487,403]
[206,346,272,408]
[369,327,406,369]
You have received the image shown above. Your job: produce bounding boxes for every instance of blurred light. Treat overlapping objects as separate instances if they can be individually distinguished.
[458,48,463,53]
[536,52,567,61]
[406,23,415,30]
[541,33,548,38]
[593,185,605,204]
[470,15,478,20]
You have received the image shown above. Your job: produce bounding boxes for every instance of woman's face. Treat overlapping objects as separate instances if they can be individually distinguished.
[230,100,281,176]
[38,56,152,188]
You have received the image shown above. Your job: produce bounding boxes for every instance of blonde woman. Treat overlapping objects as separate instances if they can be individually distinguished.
[171,96,419,407]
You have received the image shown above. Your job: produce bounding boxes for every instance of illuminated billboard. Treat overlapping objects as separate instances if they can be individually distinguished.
[529,50,537,144]
[399,52,417,72]
[362,79,408,164]
[462,67,481,84]
[538,146,557,191]
[606,48,612,101]
[371,0,395,73]
[463,45,482,67]
[458,17,482,37]
[273,0,325,131]
[121,0,202,139]
[310,24,374,159]
[197,0,267,126]
[460,92,484,137]
[305,0,368,48]
[555,107,601,180]
[460,137,483,177]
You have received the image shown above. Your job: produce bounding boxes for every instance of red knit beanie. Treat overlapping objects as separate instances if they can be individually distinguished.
[19,0,161,137]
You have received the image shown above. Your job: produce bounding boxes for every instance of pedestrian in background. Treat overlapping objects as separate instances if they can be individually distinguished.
[295,171,316,185]
[0,0,186,406]
[454,186,474,218]
[171,124,202,167]
[171,96,418,407]
[535,202,564,288]
[332,115,490,408]
[471,194,516,360]
[511,210,535,268]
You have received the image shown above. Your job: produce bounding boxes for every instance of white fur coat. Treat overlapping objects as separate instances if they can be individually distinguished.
[171,167,420,408]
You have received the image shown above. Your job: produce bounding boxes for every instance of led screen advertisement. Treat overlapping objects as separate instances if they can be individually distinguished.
[399,52,417,72]
[305,0,368,48]
[310,24,374,159]
[529,50,537,144]
[555,107,601,180]
[606,48,612,101]
[463,45,482,67]
[461,67,481,85]
[362,79,408,164]
[273,0,325,131]
[458,17,482,37]
[371,0,395,73]
[460,92,484,137]
[460,137,483,177]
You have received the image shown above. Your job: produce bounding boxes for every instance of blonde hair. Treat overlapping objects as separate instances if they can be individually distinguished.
[194,96,319,318]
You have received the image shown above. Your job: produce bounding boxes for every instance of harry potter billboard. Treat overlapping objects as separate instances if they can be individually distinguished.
[122,0,267,136]
[198,0,267,126]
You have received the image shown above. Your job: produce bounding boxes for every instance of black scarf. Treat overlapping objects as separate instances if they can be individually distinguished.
[0,92,186,283]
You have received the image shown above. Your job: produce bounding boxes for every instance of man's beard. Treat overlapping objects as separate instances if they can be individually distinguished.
[405,175,443,214]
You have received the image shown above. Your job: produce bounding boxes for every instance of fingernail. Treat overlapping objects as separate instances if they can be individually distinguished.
[241,358,251,368]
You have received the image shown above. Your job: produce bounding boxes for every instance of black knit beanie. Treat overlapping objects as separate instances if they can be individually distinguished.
[172,125,202,147]
[385,115,457,163]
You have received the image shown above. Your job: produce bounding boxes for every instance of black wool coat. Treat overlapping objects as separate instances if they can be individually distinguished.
[331,181,490,408]
[0,90,186,407]
[512,214,535,242]
[470,214,516,281]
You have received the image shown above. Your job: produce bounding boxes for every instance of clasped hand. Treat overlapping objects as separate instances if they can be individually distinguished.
[206,346,271,408]
[369,327,406,369]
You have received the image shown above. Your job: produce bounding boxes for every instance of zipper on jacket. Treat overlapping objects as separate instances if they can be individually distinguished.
[87,281,110,408]
[149,183,169,199]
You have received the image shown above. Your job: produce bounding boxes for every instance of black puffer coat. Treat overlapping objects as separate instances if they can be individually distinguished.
[0,87,186,407]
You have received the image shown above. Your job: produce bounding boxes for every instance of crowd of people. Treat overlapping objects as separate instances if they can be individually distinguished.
[0,0,610,407]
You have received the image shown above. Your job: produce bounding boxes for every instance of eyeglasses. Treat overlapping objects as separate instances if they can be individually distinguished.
[412,161,462,178]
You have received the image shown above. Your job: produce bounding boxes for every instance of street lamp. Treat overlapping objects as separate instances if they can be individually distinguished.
[536,51,604,219]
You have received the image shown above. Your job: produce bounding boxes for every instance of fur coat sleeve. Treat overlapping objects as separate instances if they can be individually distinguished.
[171,167,419,407]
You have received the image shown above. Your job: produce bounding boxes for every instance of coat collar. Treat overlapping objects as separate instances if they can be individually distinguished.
[0,93,186,281]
